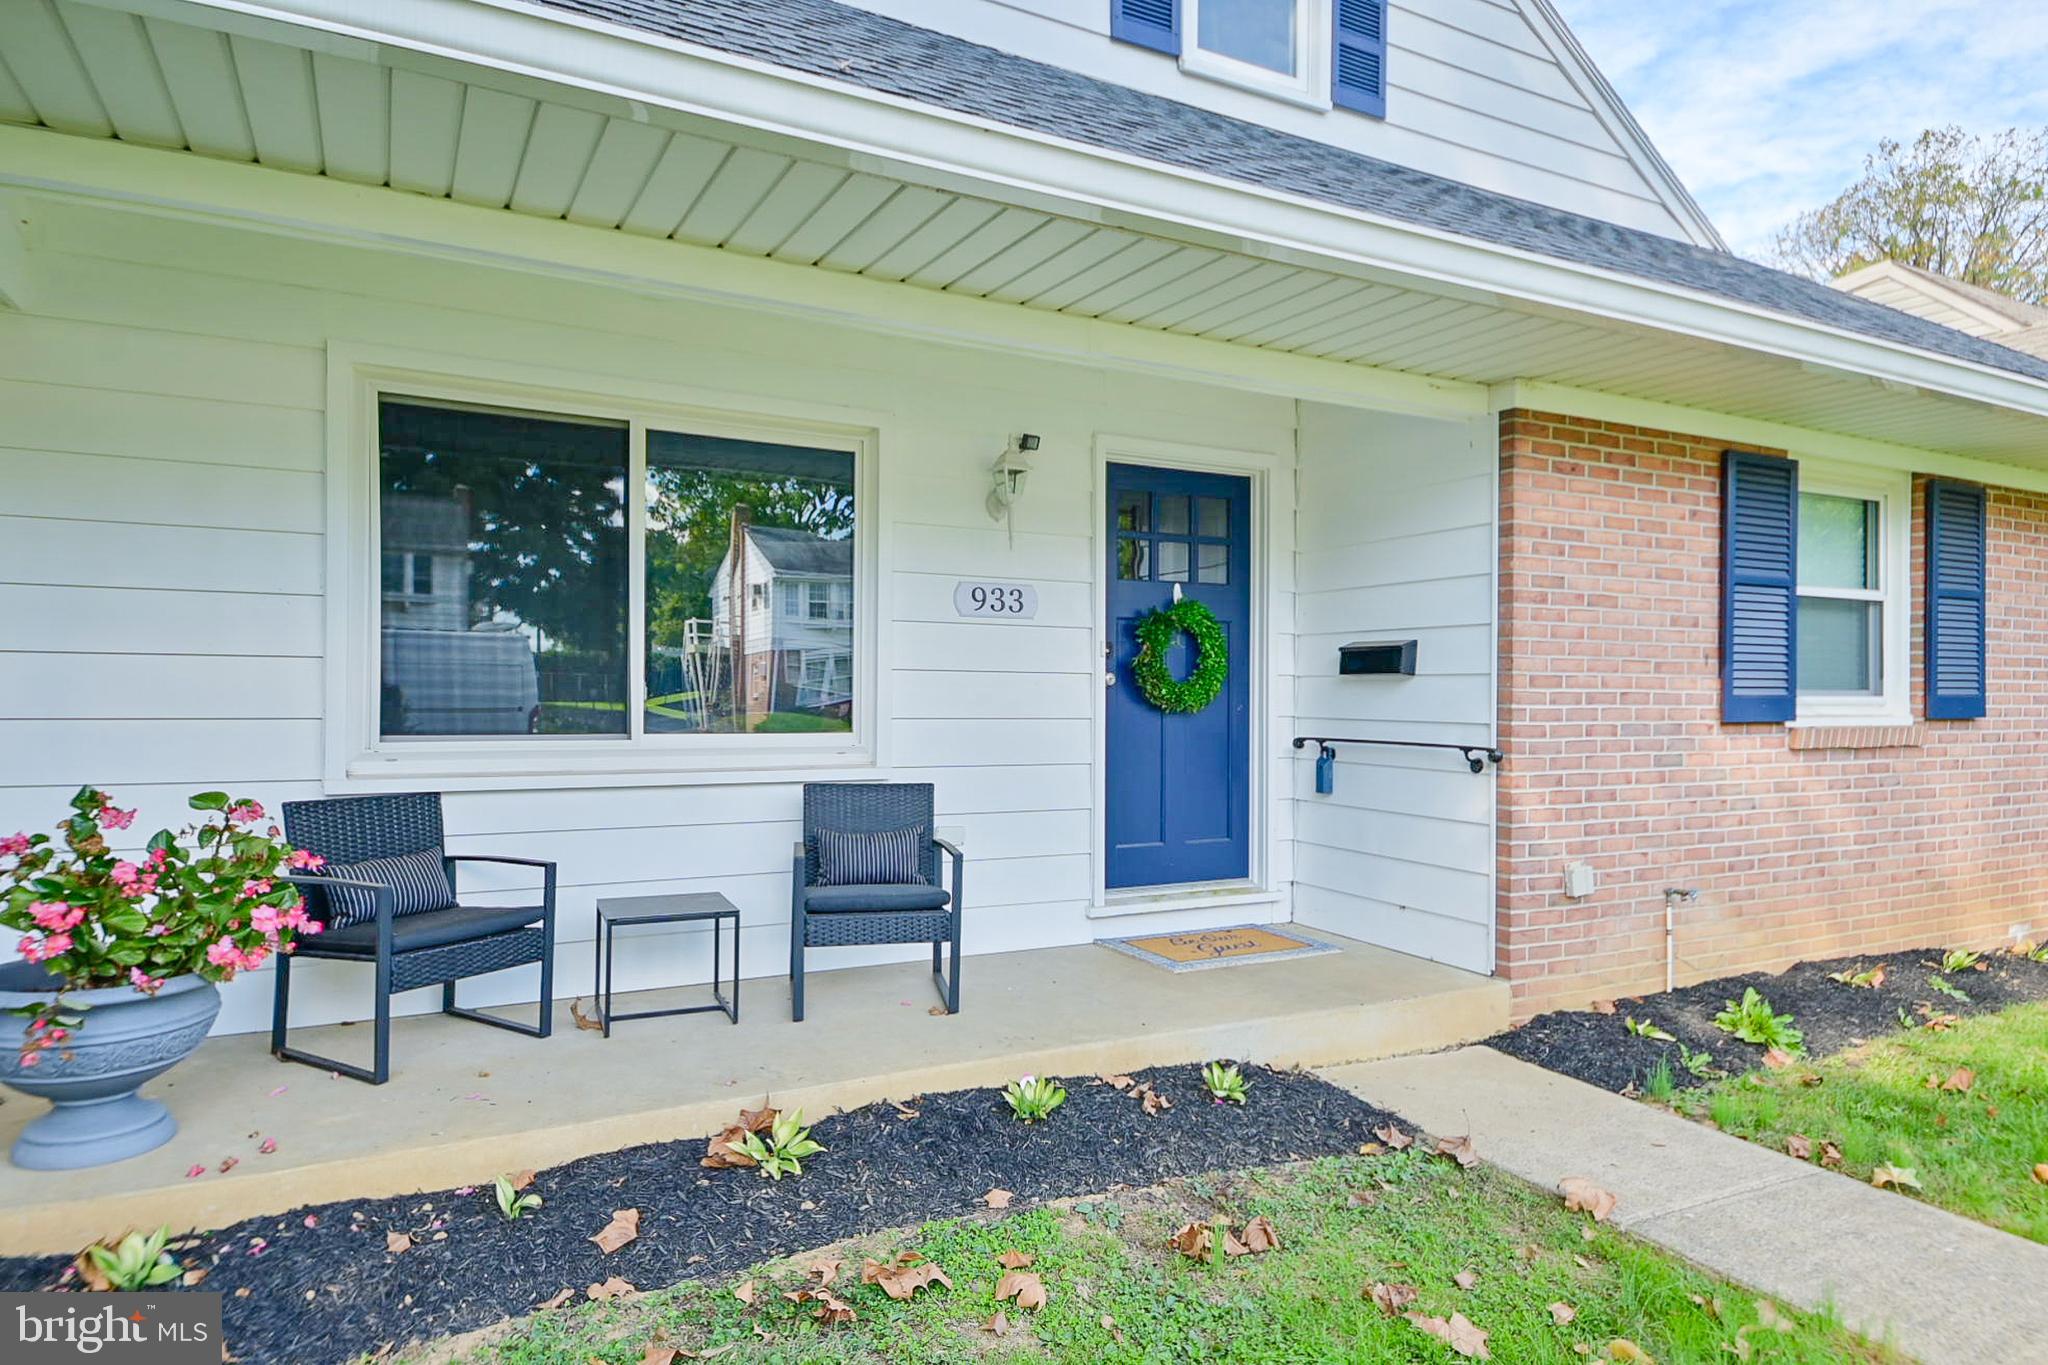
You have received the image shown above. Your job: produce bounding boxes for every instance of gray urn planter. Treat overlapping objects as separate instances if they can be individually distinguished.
[0,964,221,1170]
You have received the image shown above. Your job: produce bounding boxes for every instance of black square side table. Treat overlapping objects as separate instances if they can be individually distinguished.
[593,892,740,1037]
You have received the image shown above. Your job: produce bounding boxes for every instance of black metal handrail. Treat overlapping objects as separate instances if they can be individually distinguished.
[1292,735,1503,775]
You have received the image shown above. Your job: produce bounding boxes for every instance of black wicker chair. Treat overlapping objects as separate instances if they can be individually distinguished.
[790,782,962,1022]
[276,793,556,1084]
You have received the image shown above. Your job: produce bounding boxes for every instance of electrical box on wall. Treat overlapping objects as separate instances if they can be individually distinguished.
[1339,640,1418,676]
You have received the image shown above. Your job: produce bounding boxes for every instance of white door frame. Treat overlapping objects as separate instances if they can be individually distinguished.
[1087,433,1292,917]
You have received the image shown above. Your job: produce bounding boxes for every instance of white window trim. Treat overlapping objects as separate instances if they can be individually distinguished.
[1791,459,1911,727]
[324,344,885,790]
[1180,0,1332,109]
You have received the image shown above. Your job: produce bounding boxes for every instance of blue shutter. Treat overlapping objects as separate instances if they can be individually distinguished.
[1332,0,1388,117]
[1926,479,1987,719]
[1111,0,1179,54]
[1721,450,1798,723]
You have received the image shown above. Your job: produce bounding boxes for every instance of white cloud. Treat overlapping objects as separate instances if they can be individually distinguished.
[1551,0,2048,260]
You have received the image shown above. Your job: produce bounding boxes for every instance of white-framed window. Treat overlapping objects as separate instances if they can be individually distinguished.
[1794,462,1910,725]
[335,356,877,782]
[1181,0,1329,106]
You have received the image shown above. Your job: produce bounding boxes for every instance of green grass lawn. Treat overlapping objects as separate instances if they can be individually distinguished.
[415,1153,1888,1364]
[1675,1002,2048,1244]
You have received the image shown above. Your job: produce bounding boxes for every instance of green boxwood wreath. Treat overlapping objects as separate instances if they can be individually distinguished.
[1131,598,1229,714]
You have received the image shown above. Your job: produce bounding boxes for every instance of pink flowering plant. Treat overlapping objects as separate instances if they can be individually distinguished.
[1,787,321,1064]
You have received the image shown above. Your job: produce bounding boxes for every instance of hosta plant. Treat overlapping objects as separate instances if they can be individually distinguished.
[1713,988,1804,1053]
[493,1175,542,1221]
[1939,948,1982,974]
[1201,1061,1250,1105]
[1623,1017,1675,1042]
[82,1227,181,1291]
[1,788,321,1063]
[1003,1074,1067,1123]
[739,1108,825,1180]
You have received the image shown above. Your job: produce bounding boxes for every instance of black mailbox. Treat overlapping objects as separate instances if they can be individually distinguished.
[1339,640,1417,676]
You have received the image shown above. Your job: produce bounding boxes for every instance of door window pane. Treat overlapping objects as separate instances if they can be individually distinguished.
[1797,598,1879,693]
[1117,539,1149,580]
[644,431,856,735]
[378,399,628,737]
[1116,490,1149,533]
[1155,494,1190,535]
[1799,493,1877,590]
[1198,0,1297,73]
[1197,496,1230,539]
[1157,540,1191,582]
[1197,542,1230,585]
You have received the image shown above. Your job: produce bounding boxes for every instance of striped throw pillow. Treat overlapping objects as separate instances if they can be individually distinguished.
[313,849,457,928]
[815,825,928,887]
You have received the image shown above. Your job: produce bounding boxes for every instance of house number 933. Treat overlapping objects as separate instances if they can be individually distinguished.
[953,582,1039,619]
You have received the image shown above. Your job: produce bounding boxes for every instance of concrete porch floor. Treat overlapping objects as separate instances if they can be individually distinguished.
[0,932,1505,1255]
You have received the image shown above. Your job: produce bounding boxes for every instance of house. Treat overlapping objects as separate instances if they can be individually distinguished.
[1833,259,2048,361]
[3,0,2047,1039]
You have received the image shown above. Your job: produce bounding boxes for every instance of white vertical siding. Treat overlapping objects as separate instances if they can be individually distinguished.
[1290,406,1497,973]
[0,198,1304,1035]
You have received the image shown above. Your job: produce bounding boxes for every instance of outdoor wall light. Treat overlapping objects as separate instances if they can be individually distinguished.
[987,433,1041,543]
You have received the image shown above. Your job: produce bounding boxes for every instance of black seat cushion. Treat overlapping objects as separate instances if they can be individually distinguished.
[303,904,543,957]
[805,882,951,913]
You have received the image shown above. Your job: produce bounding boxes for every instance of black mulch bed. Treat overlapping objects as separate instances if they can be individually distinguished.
[0,1062,1401,1365]
[1489,945,2048,1096]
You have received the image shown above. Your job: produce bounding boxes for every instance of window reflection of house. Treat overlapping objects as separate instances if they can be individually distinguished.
[710,524,854,723]
[379,489,540,736]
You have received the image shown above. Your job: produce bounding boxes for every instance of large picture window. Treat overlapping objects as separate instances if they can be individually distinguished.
[373,392,862,751]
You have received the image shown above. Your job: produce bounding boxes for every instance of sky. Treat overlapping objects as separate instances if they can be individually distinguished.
[1549,0,2048,261]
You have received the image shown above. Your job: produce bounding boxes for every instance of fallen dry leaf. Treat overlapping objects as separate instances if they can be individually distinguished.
[1590,999,1617,1015]
[733,1280,756,1305]
[536,1289,574,1310]
[928,1005,948,1017]
[995,1251,1035,1270]
[589,1208,640,1255]
[982,1188,1014,1209]
[1374,1123,1415,1151]
[506,1170,536,1193]
[586,1277,636,1301]
[1436,1134,1479,1169]
[701,1125,758,1170]
[892,1102,920,1120]
[1785,1134,1813,1161]
[1132,1081,1172,1115]
[1240,1216,1279,1254]
[569,999,603,1032]
[2033,1164,2048,1185]
[1941,1066,1976,1093]
[1346,1189,1380,1208]
[385,1232,412,1255]
[1760,1047,1796,1070]
[785,1287,857,1325]
[861,1252,953,1302]
[1367,1282,1419,1316]
[806,1258,841,1284]
[738,1106,777,1133]
[1357,1142,1384,1157]
[1099,1073,1135,1090]
[980,1310,1012,1336]
[640,1347,677,1365]
[1753,1299,1795,1333]
[995,1270,1047,1312]
[1454,1269,1479,1290]
[1548,1301,1577,1325]
[1406,1310,1491,1359]
[180,1268,208,1288]
[1871,1163,1922,1191]
[1559,1176,1618,1222]
[1603,1341,1653,1363]
[1821,1141,1844,1168]
[73,1249,114,1293]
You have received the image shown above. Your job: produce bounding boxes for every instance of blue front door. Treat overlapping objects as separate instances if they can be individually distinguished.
[1106,463,1252,889]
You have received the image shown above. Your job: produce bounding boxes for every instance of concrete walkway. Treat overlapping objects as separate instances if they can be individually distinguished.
[1325,1046,2048,1365]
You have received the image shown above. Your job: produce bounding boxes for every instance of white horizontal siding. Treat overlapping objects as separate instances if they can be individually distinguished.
[831,0,1702,241]
[0,199,1306,1034]
[1289,406,1497,973]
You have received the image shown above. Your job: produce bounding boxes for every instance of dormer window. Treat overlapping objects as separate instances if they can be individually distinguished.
[1111,0,1386,117]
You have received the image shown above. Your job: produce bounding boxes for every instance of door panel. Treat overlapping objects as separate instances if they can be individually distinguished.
[1106,463,1252,889]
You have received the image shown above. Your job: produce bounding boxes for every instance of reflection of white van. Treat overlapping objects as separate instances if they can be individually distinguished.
[381,628,540,735]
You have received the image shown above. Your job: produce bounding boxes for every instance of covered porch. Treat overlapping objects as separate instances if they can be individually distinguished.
[0,933,1503,1255]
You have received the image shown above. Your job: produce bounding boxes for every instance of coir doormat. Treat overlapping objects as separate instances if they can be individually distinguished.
[1100,923,1339,973]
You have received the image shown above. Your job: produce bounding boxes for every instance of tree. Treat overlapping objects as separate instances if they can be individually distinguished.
[1772,127,2048,303]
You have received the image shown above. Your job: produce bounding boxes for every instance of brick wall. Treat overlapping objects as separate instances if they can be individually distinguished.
[1497,410,2048,1019]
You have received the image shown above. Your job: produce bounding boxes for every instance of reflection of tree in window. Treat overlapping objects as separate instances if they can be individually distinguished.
[377,399,629,738]
[644,433,855,735]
